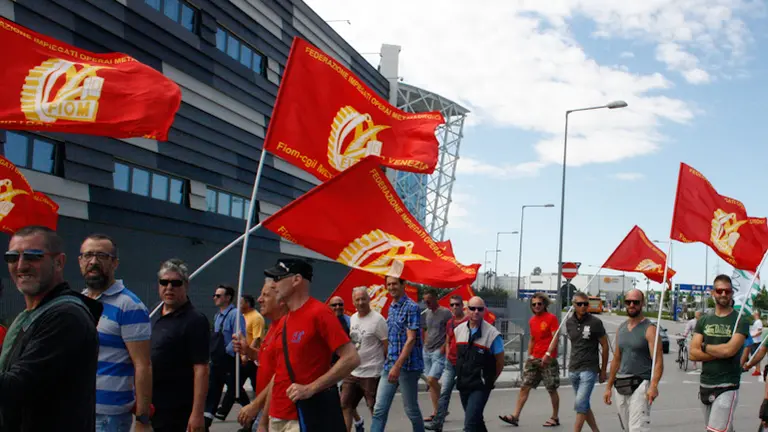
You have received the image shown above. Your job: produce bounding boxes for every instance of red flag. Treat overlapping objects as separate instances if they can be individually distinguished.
[325,269,418,318]
[602,225,676,283]
[437,240,454,256]
[438,285,496,324]
[670,163,768,272]
[264,37,443,182]
[0,18,181,140]
[262,156,480,288]
[0,155,35,234]
[27,191,59,230]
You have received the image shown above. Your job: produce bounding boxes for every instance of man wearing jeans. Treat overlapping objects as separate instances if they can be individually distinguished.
[371,276,425,432]
[426,295,467,432]
[566,292,609,432]
[421,290,452,422]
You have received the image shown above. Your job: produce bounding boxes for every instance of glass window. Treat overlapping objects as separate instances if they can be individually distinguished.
[216,28,226,51]
[217,192,230,215]
[131,168,150,196]
[180,3,195,32]
[163,0,179,22]
[151,173,168,200]
[114,163,130,192]
[253,54,264,75]
[169,178,183,204]
[226,34,239,60]
[206,188,216,212]
[240,45,252,68]
[31,139,54,173]
[145,0,161,9]
[4,132,27,168]
[231,196,244,219]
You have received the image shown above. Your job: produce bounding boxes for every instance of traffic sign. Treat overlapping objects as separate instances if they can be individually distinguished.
[561,262,579,280]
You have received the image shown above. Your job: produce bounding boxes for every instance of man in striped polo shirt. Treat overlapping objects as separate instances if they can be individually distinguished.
[81,234,153,432]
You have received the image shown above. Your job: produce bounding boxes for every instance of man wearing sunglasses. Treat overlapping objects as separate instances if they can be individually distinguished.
[454,296,505,431]
[0,225,103,431]
[80,234,153,432]
[689,275,749,432]
[500,293,561,427]
[565,291,609,432]
[603,289,664,432]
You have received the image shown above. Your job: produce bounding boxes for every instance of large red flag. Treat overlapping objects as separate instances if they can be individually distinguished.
[602,226,676,283]
[437,240,454,256]
[325,269,418,318]
[0,18,181,140]
[438,285,497,324]
[264,37,443,182]
[262,156,480,288]
[670,163,768,272]
[0,155,35,234]
[26,191,59,230]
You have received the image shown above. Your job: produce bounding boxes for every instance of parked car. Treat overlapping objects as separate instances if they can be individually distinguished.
[649,320,670,354]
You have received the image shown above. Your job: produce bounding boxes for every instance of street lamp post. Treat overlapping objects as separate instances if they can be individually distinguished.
[555,100,628,314]
[517,204,555,298]
[494,231,518,290]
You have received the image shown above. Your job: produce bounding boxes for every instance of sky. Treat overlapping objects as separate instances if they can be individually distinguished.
[305,0,768,292]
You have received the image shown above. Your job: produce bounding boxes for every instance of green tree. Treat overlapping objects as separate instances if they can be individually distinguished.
[752,288,768,312]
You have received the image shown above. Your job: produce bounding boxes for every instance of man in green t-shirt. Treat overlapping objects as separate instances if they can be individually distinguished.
[689,274,749,432]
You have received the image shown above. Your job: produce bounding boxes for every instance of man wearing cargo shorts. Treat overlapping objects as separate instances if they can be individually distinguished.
[421,290,452,422]
[499,293,561,427]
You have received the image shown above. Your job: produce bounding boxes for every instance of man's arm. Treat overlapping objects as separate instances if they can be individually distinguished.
[308,342,360,394]
[689,333,717,362]
[495,352,505,378]
[599,335,609,378]
[745,346,767,370]
[705,333,747,359]
[125,340,152,417]
[191,363,209,421]
[394,328,418,370]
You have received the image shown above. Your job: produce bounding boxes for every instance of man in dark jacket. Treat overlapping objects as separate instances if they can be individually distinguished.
[455,296,504,432]
[0,225,102,431]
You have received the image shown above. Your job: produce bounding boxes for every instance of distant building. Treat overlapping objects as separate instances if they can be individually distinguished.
[474,272,637,302]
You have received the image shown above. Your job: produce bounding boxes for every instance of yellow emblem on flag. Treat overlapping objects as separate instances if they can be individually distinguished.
[711,209,748,257]
[0,179,29,221]
[21,58,107,123]
[338,229,430,277]
[327,106,390,171]
[360,284,388,313]
[634,259,662,273]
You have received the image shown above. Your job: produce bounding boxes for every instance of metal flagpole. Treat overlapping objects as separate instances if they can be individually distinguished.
[650,241,673,387]
[732,250,768,336]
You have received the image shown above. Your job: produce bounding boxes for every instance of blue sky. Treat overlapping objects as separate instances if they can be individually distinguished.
[306,0,768,291]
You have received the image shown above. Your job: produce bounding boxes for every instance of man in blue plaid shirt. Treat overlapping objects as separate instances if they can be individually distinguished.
[371,276,425,432]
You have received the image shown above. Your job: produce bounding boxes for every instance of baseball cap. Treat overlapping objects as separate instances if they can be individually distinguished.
[264,258,313,281]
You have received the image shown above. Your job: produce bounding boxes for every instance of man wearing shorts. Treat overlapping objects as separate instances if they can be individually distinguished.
[500,292,560,427]
[341,287,388,432]
[566,292,609,432]
[421,290,452,422]
[689,275,749,432]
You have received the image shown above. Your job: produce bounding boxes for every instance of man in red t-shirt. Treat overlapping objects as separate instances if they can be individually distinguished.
[265,258,360,432]
[234,278,288,430]
[425,294,468,432]
[499,293,561,427]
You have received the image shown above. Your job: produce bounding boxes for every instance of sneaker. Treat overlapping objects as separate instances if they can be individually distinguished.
[425,422,442,432]
[354,419,365,432]
[753,369,762,376]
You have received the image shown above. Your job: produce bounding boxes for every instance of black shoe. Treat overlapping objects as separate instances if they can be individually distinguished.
[214,410,227,421]
[425,421,442,432]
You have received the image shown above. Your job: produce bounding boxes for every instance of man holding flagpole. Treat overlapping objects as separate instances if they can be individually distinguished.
[689,275,749,432]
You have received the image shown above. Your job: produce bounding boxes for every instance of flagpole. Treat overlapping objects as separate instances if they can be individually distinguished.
[650,241,673,386]
[733,250,768,336]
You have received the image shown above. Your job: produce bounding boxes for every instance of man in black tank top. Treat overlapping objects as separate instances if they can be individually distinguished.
[603,289,663,432]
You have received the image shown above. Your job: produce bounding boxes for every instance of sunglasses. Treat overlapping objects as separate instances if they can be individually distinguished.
[624,299,642,306]
[468,306,485,312]
[450,303,463,307]
[715,289,733,295]
[78,252,115,261]
[4,249,53,263]
[330,303,344,307]
[213,294,223,298]
[159,279,184,287]
[574,302,589,307]
[270,273,294,282]
[532,302,544,307]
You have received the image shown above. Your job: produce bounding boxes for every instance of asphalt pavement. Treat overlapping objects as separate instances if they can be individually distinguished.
[211,313,768,431]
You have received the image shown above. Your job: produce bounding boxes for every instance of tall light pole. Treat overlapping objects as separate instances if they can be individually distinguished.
[555,100,628,314]
[517,204,555,298]
[494,231,518,289]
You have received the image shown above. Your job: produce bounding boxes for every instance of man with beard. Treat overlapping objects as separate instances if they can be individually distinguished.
[81,234,153,431]
[689,274,749,432]
[0,226,102,431]
[603,289,663,432]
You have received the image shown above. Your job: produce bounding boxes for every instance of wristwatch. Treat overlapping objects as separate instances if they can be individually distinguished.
[701,342,708,353]
[135,413,151,425]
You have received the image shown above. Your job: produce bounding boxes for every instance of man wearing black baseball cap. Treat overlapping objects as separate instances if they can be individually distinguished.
[263,258,360,432]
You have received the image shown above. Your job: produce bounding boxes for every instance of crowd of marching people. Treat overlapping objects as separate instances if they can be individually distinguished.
[0,225,766,431]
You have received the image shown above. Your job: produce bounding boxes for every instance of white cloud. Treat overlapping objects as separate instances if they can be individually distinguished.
[446,192,484,232]
[619,51,635,58]
[306,0,761,174]
[614,172,645,181]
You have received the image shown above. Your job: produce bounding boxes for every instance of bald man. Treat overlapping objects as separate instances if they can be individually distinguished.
[454,297,505,431]
[329,295,364,431]
[604,289,664,432]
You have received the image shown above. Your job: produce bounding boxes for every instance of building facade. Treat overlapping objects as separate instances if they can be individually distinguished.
[473,271,637,302]
[0,0,389,320]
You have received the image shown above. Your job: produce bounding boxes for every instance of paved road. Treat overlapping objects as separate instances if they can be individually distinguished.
[211,314,767,431]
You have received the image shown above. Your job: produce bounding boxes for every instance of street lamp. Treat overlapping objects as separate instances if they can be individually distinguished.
[517,204,555,297]
[555,100,628,313]
[494,231,519,289]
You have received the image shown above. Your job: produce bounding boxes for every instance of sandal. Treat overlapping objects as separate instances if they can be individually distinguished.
[543,417,560,427]
[499,415,519,426]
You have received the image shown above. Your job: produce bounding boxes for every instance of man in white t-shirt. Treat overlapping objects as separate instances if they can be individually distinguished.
[682,311,701,370]
[341,286,389,432]
[749,310,764,376]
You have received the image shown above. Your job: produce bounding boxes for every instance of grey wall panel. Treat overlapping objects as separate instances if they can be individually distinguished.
[13,4,75,44]
[64,161,113,188]
[0,0,14,20]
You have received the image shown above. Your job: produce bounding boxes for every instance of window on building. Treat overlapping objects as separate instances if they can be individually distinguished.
[3,132,58,174]
[215,27,266,76]
[145,0,197,33]
[205,187,255,220]
[113,162,186,204]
